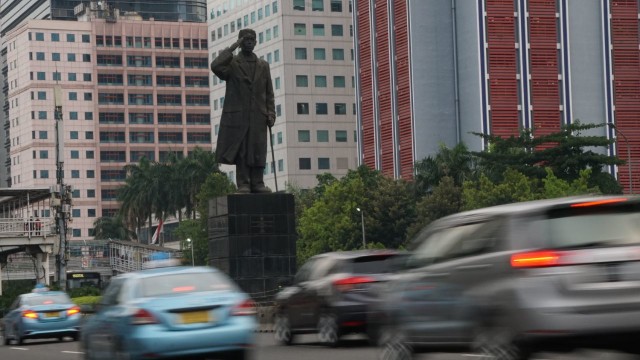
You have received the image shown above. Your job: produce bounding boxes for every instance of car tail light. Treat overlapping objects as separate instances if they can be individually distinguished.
[131,309,158,325]
[511,250,564,268]
[67,306,81,316]
[333,276,375,292]
[22,310,38,319]
[570,198,627,207]
[232,299,256,316]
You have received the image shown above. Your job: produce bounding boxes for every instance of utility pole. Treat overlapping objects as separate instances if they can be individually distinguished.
[54,85,70,291]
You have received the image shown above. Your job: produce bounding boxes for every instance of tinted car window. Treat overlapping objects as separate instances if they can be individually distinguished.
[409,222,484,266]
[541,208,640,249]
[348,254,404,274]
[140,272,234,297]
[24,294,71,306]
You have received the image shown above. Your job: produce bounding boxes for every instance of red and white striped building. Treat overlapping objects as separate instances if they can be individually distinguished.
[353,0,640,193]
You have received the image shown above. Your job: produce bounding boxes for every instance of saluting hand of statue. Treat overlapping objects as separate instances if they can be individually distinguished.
[267,115,275,128]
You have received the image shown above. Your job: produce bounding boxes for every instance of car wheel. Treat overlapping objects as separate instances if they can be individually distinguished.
[317,311,340,347]
[274,312,295,345]
[380,327,413,360]
[72,333,79,341]
[3,334,10,346]
[224,349,252,360]
[471,319,530,360]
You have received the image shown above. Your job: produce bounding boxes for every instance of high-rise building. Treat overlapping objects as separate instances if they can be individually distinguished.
[1,0,207,187]
[4,6,209,240]
[354,0,640,193]
[208,0,358,190]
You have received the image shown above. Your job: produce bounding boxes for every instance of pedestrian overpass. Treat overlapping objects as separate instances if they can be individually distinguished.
[0,187,57,296]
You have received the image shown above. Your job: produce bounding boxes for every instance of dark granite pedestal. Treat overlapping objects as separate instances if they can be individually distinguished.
[208,193,297,300]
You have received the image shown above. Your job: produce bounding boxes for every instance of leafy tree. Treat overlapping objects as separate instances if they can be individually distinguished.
[463,169,538,210]
[414,143,477,196]
[406,176,463,241]
[92,216,136,240]
[175,172,236,265]
[471,122,623,193]
[365,177,416,249]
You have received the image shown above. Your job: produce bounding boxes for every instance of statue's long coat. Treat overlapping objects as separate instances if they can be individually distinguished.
[210,49,275,166]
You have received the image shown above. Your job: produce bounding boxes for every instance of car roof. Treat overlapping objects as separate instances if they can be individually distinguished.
[114,265,217,280]
[433,195,640,226]
[22,291,69,298]
[312,249,404,261]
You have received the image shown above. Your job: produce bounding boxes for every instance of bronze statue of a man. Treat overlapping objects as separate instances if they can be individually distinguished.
[210,29,276,194]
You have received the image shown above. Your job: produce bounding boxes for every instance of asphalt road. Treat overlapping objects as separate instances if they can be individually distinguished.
[0,333,638,360]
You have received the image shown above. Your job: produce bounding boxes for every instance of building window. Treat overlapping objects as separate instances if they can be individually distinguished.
[312,0,324,11]
[39,150,49,159]
[314,48,326,60]
[299,158,311,170]
[335,103,347,115]
[69,112,78,120]
[35,33,44,41]
[273,1,279,13]
[85,112,94,120]
[86,150,94,159]
[38,111,47,120]
[85,93,93,101]
[297,103,309,115]
[70,131,78,140]
[274,49,280,62]
[313,24,325,36]
[294,23,306,35]
[68,73,76,81]
[71,170,80,178]
[67,34,75,42]
[294,48,307,60]
[87,189,95,198]
[36,52,45,61]
[278,159,284,172]
[82,54,91,62]
[293,0,305,10]
[275,77,281,89]
[332,48,345,60]
[83,73,92,82]
[67,53,76,62]
[88,209,96,217]
[296,75,308,87]
[87,170,95,178]
[276,104,282,117]
[69,92,77,101]
[334,75,346,87]
[70,150,79,159]
[331,24,344,36]
[331,0,343,11]
[37,91,46,100]
[298,130,310,142]
[315,75,327,87]
[336,130,348,142]
[36,72,45,80]
[318,157,330,170]
[51,33,60,42]
[316,103,328,115]
[40,170,49,178]
[317,130,329,142]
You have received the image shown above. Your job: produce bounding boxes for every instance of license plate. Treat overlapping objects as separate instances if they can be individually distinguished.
[45,312,59,318]
[179,311,211,324]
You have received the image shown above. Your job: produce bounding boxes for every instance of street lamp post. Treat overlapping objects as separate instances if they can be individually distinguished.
[186,238,194,266]
[608,122,633,194]
[356,208,366,248]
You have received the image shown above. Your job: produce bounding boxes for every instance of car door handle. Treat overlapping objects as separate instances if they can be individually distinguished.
[456,264,492,271]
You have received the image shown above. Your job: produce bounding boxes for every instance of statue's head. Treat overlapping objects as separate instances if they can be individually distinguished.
[238,29,257,53]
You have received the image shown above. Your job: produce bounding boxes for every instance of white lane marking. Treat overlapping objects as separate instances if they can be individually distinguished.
[10,347,29,350]
[62,351,84,354]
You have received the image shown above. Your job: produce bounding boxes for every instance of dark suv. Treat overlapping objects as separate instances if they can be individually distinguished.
[273,250,405,346]
[377,196,640,360]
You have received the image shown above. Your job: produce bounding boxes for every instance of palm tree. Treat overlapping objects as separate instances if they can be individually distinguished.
[93,216,136,240]
[119,157,155,241]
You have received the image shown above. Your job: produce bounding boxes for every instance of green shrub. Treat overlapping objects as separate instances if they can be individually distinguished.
[71,296,101,305]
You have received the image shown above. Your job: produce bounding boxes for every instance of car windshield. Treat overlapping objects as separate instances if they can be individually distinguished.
[140,272,236,297]
[348,254,406,274]
[542,208,640,249]
[24,294,71,306]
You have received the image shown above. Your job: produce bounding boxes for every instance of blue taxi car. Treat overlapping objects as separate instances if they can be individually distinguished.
[80,265,257,360]
[2,285,81,345]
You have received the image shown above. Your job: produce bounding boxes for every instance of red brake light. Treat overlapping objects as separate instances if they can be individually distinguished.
[131,309,158,325]
[67,305,81,316]
[172,286,195,292]
[570,198,627,208]
[22,310,38,319]
[333,276,375,292]
[232,299,256,316]
[511,250,562,268]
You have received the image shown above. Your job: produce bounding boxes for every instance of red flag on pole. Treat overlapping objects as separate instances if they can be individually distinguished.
[151,219,163,245]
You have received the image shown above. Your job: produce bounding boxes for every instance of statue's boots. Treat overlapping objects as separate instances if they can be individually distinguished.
[250,167,272,193]
[236,161,251,194]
